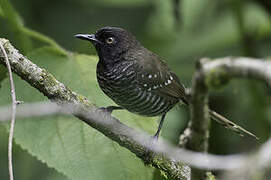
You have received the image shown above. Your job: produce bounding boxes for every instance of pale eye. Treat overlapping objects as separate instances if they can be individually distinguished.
[106,37,114,44]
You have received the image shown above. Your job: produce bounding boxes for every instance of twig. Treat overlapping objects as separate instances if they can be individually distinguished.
[1,101,271,179]
[3,101,271,173]
[0,40,17,180]
[0,101,69,122]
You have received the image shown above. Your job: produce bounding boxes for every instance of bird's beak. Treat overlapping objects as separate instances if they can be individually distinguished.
[74,34,100,44]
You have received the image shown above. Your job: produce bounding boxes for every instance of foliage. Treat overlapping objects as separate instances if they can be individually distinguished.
[1,0,271,179]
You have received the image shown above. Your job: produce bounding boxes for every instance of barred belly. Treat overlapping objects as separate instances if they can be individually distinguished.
[97,61,178,117]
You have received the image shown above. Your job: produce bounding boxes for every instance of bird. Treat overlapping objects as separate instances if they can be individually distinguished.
[75,26,258,140]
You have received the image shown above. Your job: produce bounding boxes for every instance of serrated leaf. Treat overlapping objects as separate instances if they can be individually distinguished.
[0,46,157,180]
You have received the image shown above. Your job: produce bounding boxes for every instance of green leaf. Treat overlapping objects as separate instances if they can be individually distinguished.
[0,5,3,17]
[0,0,32,53]
[0,47,156,180]
[0,64,7,89]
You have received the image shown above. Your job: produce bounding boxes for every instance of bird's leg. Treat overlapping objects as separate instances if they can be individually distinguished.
[153,113,166,139]
[142,114,167,165]
[100,106,123,114]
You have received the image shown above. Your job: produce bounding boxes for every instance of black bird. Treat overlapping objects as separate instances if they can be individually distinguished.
[75,27,258,140]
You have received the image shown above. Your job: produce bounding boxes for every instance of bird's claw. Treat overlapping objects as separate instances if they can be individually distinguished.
[99,106,123,114]
[99,107,114,114]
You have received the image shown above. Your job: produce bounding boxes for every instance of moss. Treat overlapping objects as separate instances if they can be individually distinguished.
[38,68,61,99]
[151,155,189,180]
[2,40,10,54]
[205,172,216,180]
[204,67,230,89]
[41,69,58,87]
[77,94,92,106]
[159,170,168,179]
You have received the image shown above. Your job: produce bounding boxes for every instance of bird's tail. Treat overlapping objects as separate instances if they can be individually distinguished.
[180,91,258,140]
[209,109,259,140]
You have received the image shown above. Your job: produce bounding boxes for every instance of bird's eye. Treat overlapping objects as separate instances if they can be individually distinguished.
[106,37,114,44]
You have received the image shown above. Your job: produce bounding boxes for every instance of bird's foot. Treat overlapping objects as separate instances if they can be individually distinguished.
[152,132,159,140]
[99,106,123,114]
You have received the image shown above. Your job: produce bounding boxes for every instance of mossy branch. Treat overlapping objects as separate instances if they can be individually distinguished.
[0,38,191,180]
[180,56,271,179]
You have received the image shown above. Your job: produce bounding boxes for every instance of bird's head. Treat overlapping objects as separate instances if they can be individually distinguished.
[75,27,140,62]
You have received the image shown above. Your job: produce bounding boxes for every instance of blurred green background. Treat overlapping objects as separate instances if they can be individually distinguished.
[1,0,271,179]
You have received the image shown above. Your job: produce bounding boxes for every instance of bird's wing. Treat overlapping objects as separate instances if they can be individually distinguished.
[135,49,187,103]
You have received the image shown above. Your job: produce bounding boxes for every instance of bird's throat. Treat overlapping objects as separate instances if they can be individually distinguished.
[97,56,116,73]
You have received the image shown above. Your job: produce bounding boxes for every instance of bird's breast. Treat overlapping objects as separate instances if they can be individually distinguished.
[96,60,137,98]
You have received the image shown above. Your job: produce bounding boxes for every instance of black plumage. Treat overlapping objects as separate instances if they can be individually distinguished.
[75,27,258,140]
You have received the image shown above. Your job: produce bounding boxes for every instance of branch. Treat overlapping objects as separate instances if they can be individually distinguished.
[181,56,271,179]
[202,57,271,87]
[3,101,271,176]
[179,60,211,178]
[0,39,17,180]
[0,101,248,170]
[180,56,271,152]
[0,102,69,122]
[180,61,210,152]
